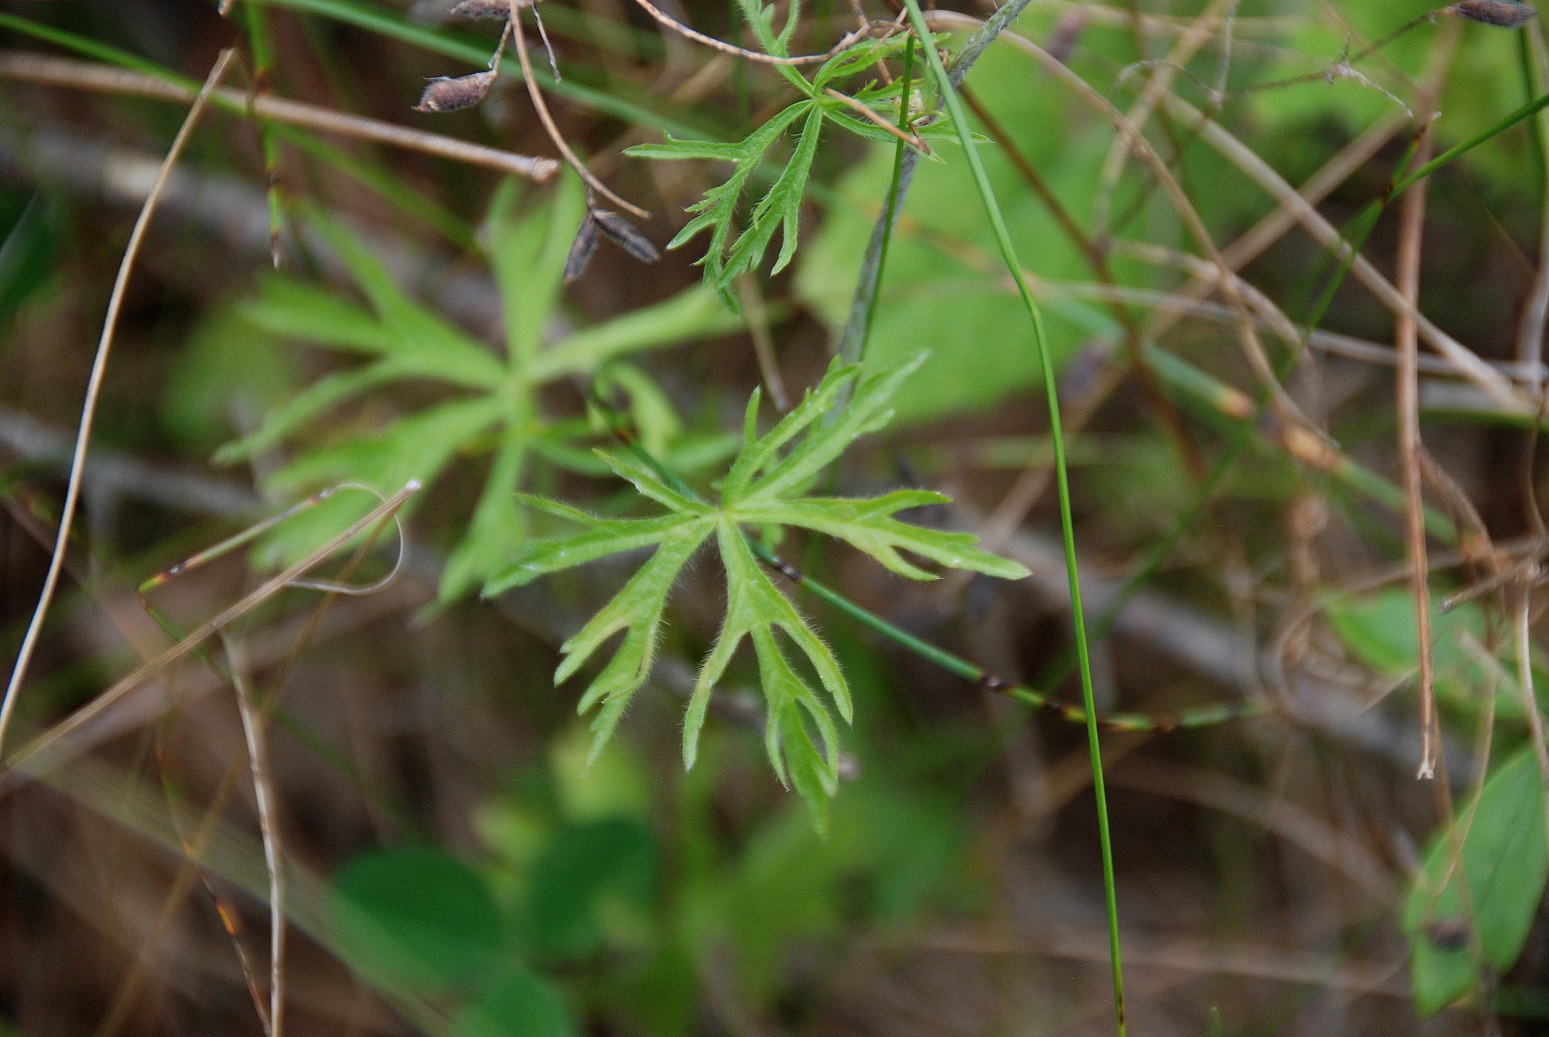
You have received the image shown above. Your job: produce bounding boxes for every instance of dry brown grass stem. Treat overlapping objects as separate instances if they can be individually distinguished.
[1513,591,1549,863]
[1093,0,1236,231]
[1113,758,1394,896]
[1518,28,1549,384]
[226,638,285,1037]
[0,49,237,759]
[733,275,790,411]
[822,86,928,151]
[1157,90,1531,414]
[628,0,870,65]
[1396,129,1438,779]
[0,50,558,183]
[508,0,648,217]
[926,10,1312,436]
[2,480,421,783]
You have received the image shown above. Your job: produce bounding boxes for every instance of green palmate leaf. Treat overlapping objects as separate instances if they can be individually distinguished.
[486,500,710,591]
[487,353,1026,827]
[736,492,1029,582]
[440,433,531,603]
[729,353,927,504]
[629,102,812,296]
[1403,748,1549,1015]
[685,521,849,830]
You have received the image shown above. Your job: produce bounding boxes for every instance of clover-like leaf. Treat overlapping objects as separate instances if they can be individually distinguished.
[488,352,1027,829]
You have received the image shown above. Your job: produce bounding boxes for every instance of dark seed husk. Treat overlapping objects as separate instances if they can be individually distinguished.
[448,0,524,19]
[414,70,498,113]
[592,210,661,265]
[564,214,600,283]
[1452,0,1537,27]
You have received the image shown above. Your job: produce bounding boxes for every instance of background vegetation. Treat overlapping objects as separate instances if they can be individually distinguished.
[1,0,1548,1033]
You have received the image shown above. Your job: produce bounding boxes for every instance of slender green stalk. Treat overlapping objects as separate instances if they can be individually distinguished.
[854,36,915,367]
[1392,86,1549,196]
[899,3,1125,1030]
[241,1,288,267]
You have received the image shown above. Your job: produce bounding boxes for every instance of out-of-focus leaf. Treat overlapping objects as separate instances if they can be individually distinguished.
[453,968,576,1037]
[0,192,56,331]
[525,817,656,959]
[1404,748,1549,1016]
[1325,588,1544,718]
[329,846,503,989]
[163,310,296,452]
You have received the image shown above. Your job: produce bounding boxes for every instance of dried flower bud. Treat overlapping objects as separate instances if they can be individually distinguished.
[448,0,526,19]
[414,70,497,113]
[1451,0,1537,27]
[592,210,661,265]
[564,214,600,283]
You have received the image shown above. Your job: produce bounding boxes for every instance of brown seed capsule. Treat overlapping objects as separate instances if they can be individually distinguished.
[1423,918,1471,951]
[564,214,600,284]
[592,209,661,265]
[1451,0,1537,27]
[448,0,526,19]
[414,70,498,113]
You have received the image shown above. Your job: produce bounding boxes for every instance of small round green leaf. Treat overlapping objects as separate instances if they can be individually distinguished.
[329,846,503,989]
[453,968,576,1037]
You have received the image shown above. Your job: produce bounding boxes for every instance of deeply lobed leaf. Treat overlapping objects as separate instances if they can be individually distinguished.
[492,353,1027,829]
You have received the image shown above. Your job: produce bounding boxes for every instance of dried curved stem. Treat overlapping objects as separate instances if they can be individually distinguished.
[0,49,236,758]
[629,0,871,66]
[0,50,558,183]
[508,0,648,217]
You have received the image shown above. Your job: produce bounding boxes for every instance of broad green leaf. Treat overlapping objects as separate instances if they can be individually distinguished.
[241,277,397,354]
[0,192,56,332]
[795,40,1156,421]
[453,968,576,1037]
[530,286,743,381]
[1325,589,1541,718]
[329,846,502,989]
[487,172,587,368]
[1404,748,1549,1016]
[524,817,655,960]
[213,362,401,464]
[737,492,1030,581]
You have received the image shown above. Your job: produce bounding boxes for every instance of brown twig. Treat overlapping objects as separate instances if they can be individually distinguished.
[822,86,928,151]
[225,637,285,1037]
[1395,124,1438,778]
[0,50,558,183]
[629,0,871,65]
[507,0,648,217]
[0,48,238,757]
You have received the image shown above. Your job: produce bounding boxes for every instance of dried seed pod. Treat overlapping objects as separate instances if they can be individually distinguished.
[592,209,661,265]
[1423,918,1471,951]
[564,213,600,284]
[414,70,498,113]
[448,0,525,19]
[1451,0,1537,27]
